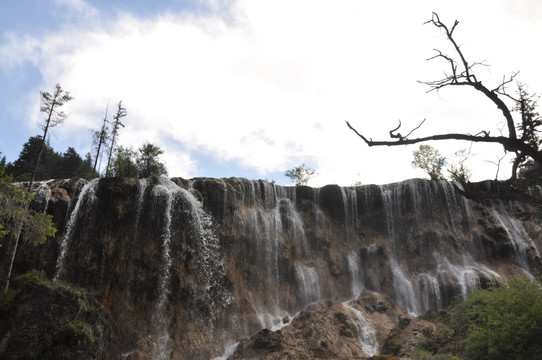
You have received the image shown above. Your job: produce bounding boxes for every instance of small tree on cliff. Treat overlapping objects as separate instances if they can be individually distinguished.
[0,169,56,293]
[30,83,72,190]
[346,12,542,181]
[137,143,167,178]
[412,144,445,180]
[111,146,138,177]
[285,164,315,186]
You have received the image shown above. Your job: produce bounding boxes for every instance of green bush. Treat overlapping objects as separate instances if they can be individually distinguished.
[411,348,462,360]
[463,276,542,360]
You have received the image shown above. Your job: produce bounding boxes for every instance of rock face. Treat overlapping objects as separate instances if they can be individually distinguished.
[1,176,542,359]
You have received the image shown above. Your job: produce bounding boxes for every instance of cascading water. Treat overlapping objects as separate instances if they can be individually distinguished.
[34,181,53,212]
[186,185,231,310]
[53,179,98,281]
[151,178,181,360]
[390,261,420,316]
[347,251,363,299]
[294,262,322,304]
[342,301,378,357]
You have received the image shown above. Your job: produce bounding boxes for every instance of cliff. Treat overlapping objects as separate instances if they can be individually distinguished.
[1,176,541,359]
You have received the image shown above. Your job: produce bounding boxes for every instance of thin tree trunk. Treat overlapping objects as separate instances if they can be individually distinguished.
[2,201,29,294]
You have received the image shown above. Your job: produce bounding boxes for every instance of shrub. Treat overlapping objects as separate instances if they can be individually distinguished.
[463,276,542,360]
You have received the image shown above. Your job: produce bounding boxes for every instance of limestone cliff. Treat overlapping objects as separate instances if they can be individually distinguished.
[1,176,541,359]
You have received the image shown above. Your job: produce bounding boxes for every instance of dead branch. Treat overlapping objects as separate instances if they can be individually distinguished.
[346,12,542,176]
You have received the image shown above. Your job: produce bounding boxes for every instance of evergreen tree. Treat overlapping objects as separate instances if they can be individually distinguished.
[30,83,72,190]
[56,147,84,179]
[0,152,5,171]
[7,136,56,181]
[137,143,167,178]
[111,146,138,177]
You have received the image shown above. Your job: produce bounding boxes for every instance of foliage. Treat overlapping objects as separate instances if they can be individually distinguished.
[463,276,542,360]
[137,142,167,178]
[412,145,445,180]
[110,146,138,177]
[284,163,315,186]
[411,349,462,360]
[0,169,56,247]
[447,149,471,183]
[5,137,95,181]
[0,151,6,170]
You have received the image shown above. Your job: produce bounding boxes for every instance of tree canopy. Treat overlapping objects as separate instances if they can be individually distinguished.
[463,276,542,360]
[411,145,445,180]
[285,164,315,186]
[137,143,167,178]
[5,137,95,181]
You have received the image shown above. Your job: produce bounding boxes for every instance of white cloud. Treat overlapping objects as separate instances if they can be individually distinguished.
[2,0,542,185]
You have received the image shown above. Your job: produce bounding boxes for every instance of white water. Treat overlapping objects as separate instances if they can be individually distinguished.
[491,207,538,269]
[53,179,98,281]
[418,273,442,312]
[152,178,181,360]
[256,309,296,331]
[390,261,419,316]
[134,178,148,230]
[210,342,240,360]
[342,301,378,356]
[186,185,231,308]
[341,187,358,241]
[35,181,53,212]
[294,262,322,304]
[347,251,363,299]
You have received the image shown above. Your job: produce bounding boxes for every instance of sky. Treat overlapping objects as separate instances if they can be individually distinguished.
[1,0,542,186]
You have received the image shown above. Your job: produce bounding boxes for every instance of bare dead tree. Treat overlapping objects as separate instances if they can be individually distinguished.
[105,100,127,177]
[346,12,542,181]
[92,101,110,174]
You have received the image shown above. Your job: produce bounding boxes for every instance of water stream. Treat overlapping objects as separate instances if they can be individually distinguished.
[53,179,98,281]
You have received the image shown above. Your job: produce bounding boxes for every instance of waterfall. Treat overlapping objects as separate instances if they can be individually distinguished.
[151,178,181,360]
[390,261,419,316]
[491,207,534,269]
[135,178,148,231]
[347,251,363,299]
[34,181,53,212]
[342,301,378,356]
[53,179,98,281]
[379,186,396,236]
[185,185,231,309]
[294,262,322,304]
[418,273,442,312]
[341,187,358,241]
[17,176,542,359]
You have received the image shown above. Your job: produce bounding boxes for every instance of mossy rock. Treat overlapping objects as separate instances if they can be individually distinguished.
[0,270,120,360]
